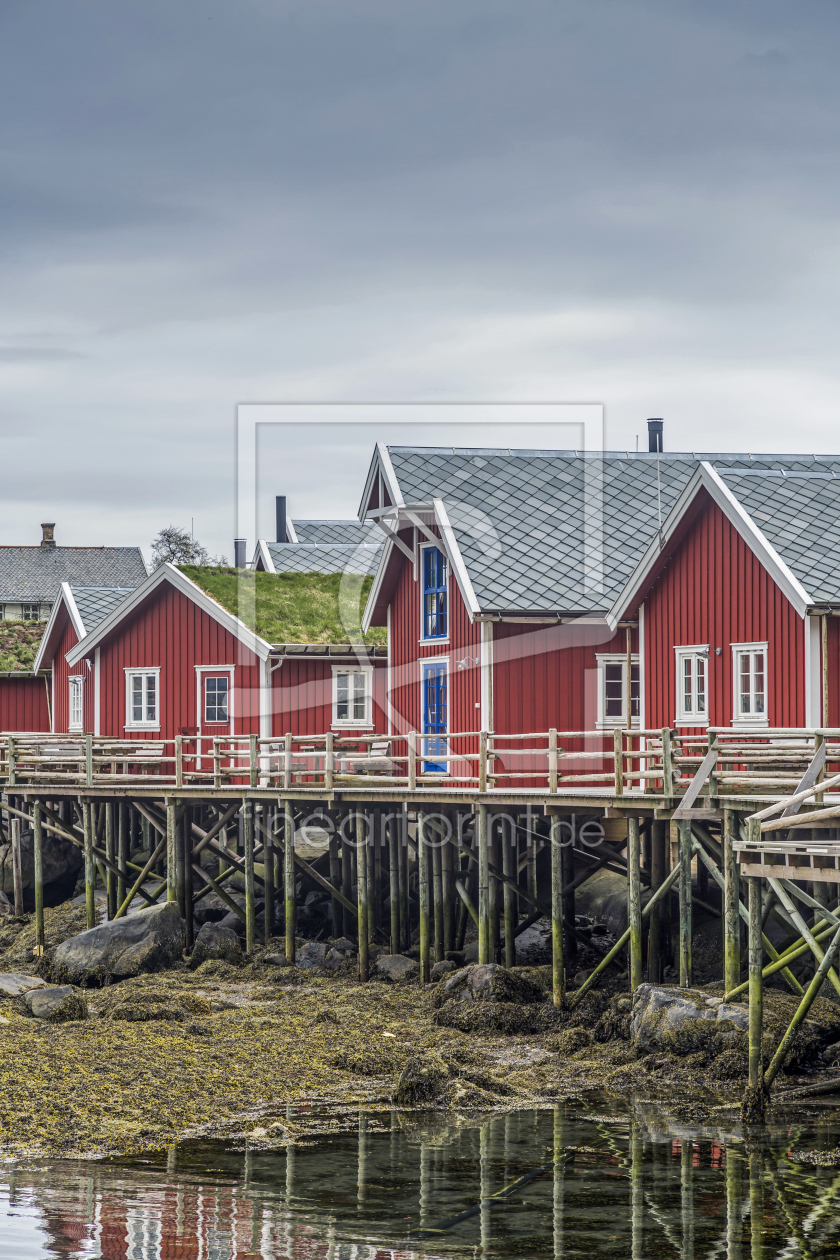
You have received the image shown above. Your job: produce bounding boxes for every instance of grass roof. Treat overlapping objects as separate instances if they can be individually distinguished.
[180,566,387,646]
[0,620,46,671]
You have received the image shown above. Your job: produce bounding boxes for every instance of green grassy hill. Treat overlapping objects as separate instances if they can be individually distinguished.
[0,621,46,671]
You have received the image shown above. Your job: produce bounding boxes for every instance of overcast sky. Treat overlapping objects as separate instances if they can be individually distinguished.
[2,1,840,562]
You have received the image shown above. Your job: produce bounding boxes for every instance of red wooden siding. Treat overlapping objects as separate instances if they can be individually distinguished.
[826,617,840,728]
[91,584,263,741]
[271,657,388,736]
[0,675,50,732]
[51,612,91,733]
[643,496,805,730]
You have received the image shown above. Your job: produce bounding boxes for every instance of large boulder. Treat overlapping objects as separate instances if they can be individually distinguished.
[189,922,242,969]
[376,954,419,982]
[436,963,544,1007]
[24,985,87,1022]
[53,902,185,983]
[0,831,83,897]
[295,941,328,971]
[0,973,48,997]
[631,983,748,1053]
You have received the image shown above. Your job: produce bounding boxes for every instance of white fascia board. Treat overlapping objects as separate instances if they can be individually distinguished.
[255,540,276,573]
[285,519,299,543]
[607,462,811,630]
[358,441,405,521]
[434,498,481,618]
[65,563,273,666]
[361,533,394,634]
[33,583,79,673]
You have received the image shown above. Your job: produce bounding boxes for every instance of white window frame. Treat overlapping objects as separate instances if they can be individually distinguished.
[331,665,374,728]
[195,665,235,730]
[124,667,161,731]
[731,641,769,726]
[68,675,84,732]
[595,653,640,729]
[419,541,450,644]
[674,645,710,727]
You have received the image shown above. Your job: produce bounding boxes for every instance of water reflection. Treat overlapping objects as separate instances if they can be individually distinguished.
[2,1100,840,1258]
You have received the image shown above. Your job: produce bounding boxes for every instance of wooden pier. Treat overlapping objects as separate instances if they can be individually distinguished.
[3,723,840,1120]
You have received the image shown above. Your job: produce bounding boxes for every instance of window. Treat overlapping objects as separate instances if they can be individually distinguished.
[21,604,40,621]
[422,660,448,771]
[332,667,372,726]
[421,545,448,639]
[675,646,709,725]
[732,642,768,723]
[68,676,84,732]
[596,655,640,727]
[125,669,160,729]
[204,675,229,723]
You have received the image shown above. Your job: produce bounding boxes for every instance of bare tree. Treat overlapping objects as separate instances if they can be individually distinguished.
[150,525,228,570]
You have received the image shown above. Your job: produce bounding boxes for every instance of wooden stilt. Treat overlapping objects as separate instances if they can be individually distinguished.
[628,816,642,991]
[488,814,500,963]
[477,803,490,964]
[550,814,564,1007]
[183,807,194,948]
[329,825,341,939]
[749,1149,764,1257]
[285,799,296,965]
[748,874,764,1093]
[502,817,516,969]
[117,802,128,908]
[263,805,274,943]
[441,812,454,956]
[678,819,692,986]
[33,801,44,956]
[372,808,382,939]
[83,801,96,928]
[723,808,740,993]
[341,812,354,940]
[418,809,430,982]
[175,807,186,918]
[357,811,370,982]
[526,811,538,905]
[647,820,666,982]
[105,802,117,919]
[166,798,177,903]
[388,812,400,953]
[764,919,840,1090]
[432,829,443,964]
[243,800,255,954]
[10,817,23,917]
[399,807,410,951]
[561,830,577,958]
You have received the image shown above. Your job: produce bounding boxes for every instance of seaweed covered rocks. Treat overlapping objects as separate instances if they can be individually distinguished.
[53,902,186,984]
[393,1046,519,1108]
[189,923,242,970]
[432,963,562,1035]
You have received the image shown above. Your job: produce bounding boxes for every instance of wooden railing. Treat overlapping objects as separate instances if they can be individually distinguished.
[2,726,839,797]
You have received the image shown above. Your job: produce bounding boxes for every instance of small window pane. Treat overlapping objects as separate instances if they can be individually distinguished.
[739,654,751,714]
[630,664,640,717]
[132,675,143,722]
[753,652,765,714]
[604,663,623,718]
[205,676,229,722]
[336,673,349,721]
[683,656,693,713]
[144,674,157,722]
[696,656,706,714]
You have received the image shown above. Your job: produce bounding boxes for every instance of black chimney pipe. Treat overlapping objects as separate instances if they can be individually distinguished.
[276,495,287,544]
[234,539,246,569]
[647,419,664,453]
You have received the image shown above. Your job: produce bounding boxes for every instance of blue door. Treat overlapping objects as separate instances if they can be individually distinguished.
[422,662,448,772]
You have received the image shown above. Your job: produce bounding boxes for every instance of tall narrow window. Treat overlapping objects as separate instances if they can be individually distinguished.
[204,676,229,723]
[422,546,448,639]
[733,644,767,721]
[68,676,84,732]
[125,669,160,729]
[422,661,448,771]
[675,647,708,725]
[332,667,372,726]
[596,655,640,727]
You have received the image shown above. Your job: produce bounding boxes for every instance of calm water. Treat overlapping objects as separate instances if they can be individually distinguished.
[3,1099,840,1258]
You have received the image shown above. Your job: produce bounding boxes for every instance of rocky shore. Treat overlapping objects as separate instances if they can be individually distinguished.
[1,900,840,1159]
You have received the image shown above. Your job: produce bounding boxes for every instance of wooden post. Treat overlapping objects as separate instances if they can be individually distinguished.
[357,811,370,982]
[823,613,830,727]
[661,727,673,796]
[562,832,577,960]
[183,806,194,948]
[83,801,96,928]
[244,800,256,954]
[263,805,274,943]
[678,819,692,986]
[341,813,354,939]
[548,728,558,793]
[408,731,417,791]
[165,798,177,902]
[488,814,500,963]
[33,802,44,955]
[723,808,740,993]
[213,738,221,790]
[399,807,410,951]
[765,920,840,1090]
[526,812,538,905]
[7,736,15,788]
[550,814,564,1007]
[285,799,296,964]
[372,808,382,939]
[614,727,624,796]
[502,817,516,968]
[249,733,258,790]
[324,731,334,792]
[748,873,764,1093]
[105,801,117,919]
[479,731,488,794]
[388,812,400,953]
[117,802,128,907]
[328,823,341,938]
[628,816,642,991]
[441,812,454,955]
[432,828,443,965]
[647,820,666,983]
[417,810,430,982]
[477,803,490,964]
[85,734,93,788]
[283,732,292,789]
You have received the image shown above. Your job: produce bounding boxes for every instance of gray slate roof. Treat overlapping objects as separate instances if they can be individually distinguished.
[292,520,381,545]
[267,542,382,576]
[0,547,147,604]
[70,586,137,633]
[384,447,840,612]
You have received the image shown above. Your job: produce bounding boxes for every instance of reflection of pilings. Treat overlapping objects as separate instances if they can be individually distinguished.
[285,1103,296,1260]
[726,1147,743,1260]
[630,1123,643,1260]
[553,1106,565,1260]
[419,1140,429,1233]
[358,1112,368,1208]
[680,1140,694,1260]
[749,1148,764,1260]
[480,1121,491,1257]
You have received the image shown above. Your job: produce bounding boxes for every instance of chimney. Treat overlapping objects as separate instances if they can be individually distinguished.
[40,522,56,549]
[276,495,287,544]
[234,539,246,569]
[647,419,664,453]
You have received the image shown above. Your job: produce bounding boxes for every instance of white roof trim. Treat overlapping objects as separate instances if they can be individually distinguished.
[65,563,273,666]
[361,533,394,634]
[607,462,812,629]
[358,441,405,520]
[32,583,83,673]
[285,518,299,544]
[255,540,276,573]
[434,498,481,618]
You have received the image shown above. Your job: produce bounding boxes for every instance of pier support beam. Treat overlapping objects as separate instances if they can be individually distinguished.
[678,820,692,986]
[165,798,177,904]
[243,800,256,954]
[357,811,370,982]
[743,872,766,1121]
[432,827,443,965]
[263,804,274,944]
[33,801,44,955]
[502,816,516,969]
[723,807,740,993]
[628,816,643,991]
[477,804,490,965]
[83,801,96,928]
[388,812,400,953]
[418,809,430,982]
[647,820,667,982]
[285,799,296,966]
[550,814,564,1007]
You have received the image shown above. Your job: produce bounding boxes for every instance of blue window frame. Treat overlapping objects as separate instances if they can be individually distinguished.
[422,661,448,772]
[422,546,448,639]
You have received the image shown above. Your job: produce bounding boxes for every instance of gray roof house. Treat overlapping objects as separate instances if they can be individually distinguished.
[0,524,147,621]
[33,583,139,673]
[253,499,383,576]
